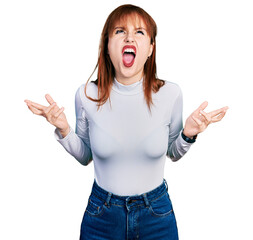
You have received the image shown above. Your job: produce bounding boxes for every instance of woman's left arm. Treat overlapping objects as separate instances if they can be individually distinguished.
[183,101,229,139]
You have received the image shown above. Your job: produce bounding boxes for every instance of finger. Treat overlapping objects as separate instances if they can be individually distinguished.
[27,103,43,115]
[45,104,60,119]
[193,101,208,117]
[209,106,229,118]
[197,101,208,111]
[200,110,212,123]
[45,94,55,105]
[192,115,202,126]
[54,107,64,118]
[44,102,56,114]
[212,111,227,123]
[26,100,46,111]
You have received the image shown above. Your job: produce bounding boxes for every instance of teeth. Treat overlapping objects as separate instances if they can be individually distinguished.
[124,48,135,54]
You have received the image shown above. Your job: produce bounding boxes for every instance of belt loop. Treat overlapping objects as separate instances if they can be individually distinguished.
[164,178,168,191]
[105,192,112,208]
[143,193,150,208]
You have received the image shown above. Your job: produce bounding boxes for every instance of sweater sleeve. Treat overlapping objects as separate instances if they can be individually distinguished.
[167,87,194,161]
[54,85,92,166]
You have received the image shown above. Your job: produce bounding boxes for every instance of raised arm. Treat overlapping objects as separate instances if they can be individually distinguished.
[183,101,228,138]
[25,88,92,166]
[167,88,229,161]
[24,94,70,137]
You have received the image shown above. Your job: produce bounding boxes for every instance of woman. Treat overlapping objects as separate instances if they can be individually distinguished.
[25,4,228,240]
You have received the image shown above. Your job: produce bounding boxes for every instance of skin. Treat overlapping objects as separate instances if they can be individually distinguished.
[24,94,70,137]
[107,18,153,85]
[24,16,228,139]
[183,101,228,138]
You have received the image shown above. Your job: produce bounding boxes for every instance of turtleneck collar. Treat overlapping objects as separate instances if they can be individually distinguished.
[112,77,144,95]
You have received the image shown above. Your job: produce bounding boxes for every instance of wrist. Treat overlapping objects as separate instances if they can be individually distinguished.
[181,129,197,143]
[182,129,195,139]
[58,126,70,138]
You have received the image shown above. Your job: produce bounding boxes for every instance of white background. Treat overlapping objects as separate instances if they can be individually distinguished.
[1,0,252,239]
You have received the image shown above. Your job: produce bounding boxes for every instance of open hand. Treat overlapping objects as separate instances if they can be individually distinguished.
[183,101,229,138]
[24,94,70,137]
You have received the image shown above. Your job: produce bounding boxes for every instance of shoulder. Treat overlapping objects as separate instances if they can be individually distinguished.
[157,79,182,98]
[163,80,181,92]
[75,80,98,103]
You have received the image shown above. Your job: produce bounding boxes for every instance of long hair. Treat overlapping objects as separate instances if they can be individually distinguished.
[84,4,165,112]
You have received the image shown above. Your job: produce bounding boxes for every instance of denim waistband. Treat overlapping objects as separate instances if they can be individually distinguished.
[90,178,169,208]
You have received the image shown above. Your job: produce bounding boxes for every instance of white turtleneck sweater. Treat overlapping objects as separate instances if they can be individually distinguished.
[54,78,194,196]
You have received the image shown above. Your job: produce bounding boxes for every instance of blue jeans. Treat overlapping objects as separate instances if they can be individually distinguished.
[80,178,179,240]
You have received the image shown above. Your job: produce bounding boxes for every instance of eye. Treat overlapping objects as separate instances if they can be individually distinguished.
[115,29,124,34]
[136,30,144,35]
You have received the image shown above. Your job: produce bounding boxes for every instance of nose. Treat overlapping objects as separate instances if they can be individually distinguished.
[124,32,134,43]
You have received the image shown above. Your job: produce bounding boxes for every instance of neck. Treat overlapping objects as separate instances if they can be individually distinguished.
[115,70,144,86]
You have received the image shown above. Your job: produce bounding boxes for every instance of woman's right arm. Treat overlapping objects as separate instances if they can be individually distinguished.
[24,87,92,166]
[54,87,92,165]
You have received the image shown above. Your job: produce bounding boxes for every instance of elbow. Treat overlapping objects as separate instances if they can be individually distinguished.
[167,150,182,162]
[80,157,93,166]
[77,153,93,166]
[171,155,182,162]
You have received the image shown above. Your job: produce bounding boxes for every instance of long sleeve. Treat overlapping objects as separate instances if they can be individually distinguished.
[167,88,194,161]
[54,86,92,166]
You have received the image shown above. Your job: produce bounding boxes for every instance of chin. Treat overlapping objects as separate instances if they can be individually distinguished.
[118,65,143,80]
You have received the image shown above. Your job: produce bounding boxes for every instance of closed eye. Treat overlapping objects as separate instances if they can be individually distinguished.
[115,29,124,34]
[136,30,144,35]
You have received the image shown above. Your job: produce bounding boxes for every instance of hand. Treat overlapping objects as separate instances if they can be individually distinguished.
[183,101,229,138]
[24,94,70,137]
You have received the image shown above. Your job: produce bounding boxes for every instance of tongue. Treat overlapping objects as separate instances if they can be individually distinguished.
[123,53,135,67]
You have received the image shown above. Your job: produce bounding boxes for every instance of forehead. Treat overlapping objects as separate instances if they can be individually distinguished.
[109,13,149,35]
[114,13,147,28]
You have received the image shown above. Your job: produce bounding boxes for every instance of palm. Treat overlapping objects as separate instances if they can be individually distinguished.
[184,101,228,138]
[25,94,69,134]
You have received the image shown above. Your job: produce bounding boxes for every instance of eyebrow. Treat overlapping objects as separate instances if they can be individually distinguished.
[114,26,126,30]
[114,26,147,31]
[136,27,147,31]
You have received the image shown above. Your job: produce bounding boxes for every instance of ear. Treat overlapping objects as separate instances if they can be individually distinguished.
[148,42,154,57]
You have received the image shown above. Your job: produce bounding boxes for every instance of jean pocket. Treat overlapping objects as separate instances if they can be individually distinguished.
[148,192,173,218]
[85,194,106,217]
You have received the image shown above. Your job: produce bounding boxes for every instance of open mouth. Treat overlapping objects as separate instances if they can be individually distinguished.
[122,45,136,67]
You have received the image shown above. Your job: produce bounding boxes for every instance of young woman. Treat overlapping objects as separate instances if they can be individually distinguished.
[25,4,228,240]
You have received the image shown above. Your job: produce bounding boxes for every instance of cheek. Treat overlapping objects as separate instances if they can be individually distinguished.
[138,43,152,61]
[108,42,120,63]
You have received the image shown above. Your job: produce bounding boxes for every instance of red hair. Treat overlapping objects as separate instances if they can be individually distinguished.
[84,4,165,112]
